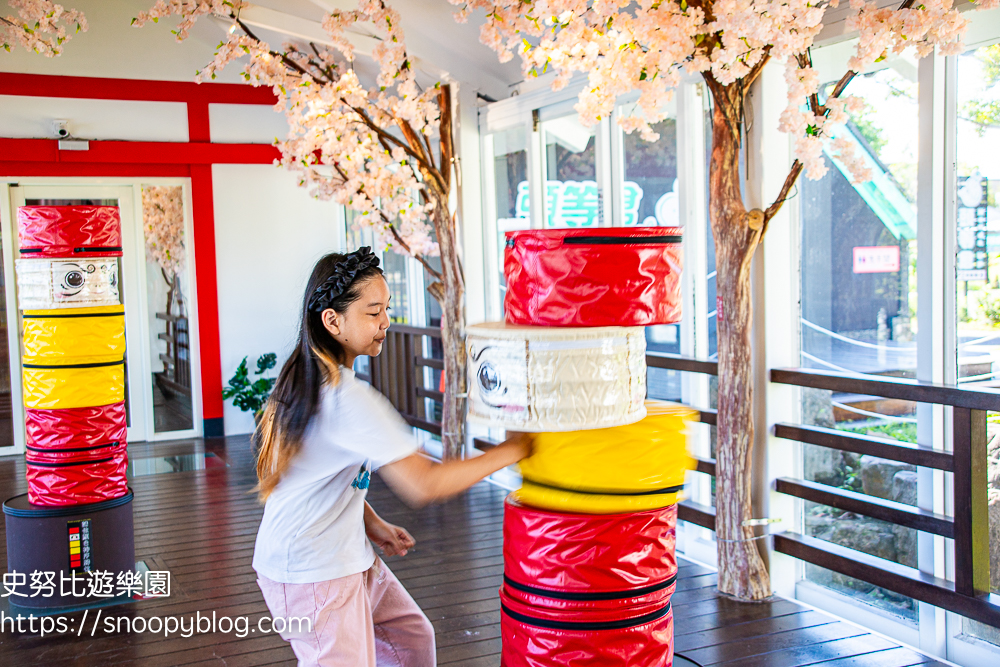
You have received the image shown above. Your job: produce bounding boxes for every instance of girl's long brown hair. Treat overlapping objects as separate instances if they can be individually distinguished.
[254,253,384,500]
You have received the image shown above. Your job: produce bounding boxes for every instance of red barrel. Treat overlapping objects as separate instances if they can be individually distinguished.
[501,498,677,665]
[26,444,128,506]
[500,585,674,667]
[17,206,123,258]
[504,228,682,327]
[25,402,127,451]
[503,498,678,600]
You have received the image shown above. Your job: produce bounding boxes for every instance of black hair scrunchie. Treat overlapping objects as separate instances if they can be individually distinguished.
[308,247,381,313]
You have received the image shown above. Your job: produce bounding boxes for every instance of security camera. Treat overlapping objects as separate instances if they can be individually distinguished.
[52,120,70,139]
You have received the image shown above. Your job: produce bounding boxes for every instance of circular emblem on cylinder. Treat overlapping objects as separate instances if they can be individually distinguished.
[64,271,85,289]
[478,362,501,394]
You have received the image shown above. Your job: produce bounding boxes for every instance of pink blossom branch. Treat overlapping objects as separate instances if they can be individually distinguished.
[2,0,87,57]
[382,213,444,281]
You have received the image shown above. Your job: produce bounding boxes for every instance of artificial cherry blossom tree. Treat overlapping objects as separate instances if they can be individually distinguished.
[1,0,85,56]
[141,184,187,317]
[455,0,993,600]
[136,0,468,459]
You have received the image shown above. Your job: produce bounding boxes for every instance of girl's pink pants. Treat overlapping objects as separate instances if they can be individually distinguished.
[257,559,436,666]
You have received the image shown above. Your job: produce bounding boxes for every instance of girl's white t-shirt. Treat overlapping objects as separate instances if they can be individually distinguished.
[252,367,418,584]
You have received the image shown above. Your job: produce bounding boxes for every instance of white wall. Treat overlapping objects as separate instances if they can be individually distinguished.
[0,96,189,142]
[212,164,345,435]
[209,103,289,144]
[0,0,245,84]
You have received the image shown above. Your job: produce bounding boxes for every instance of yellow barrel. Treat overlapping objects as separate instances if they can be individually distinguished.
[512,401,696,514]
[22,355,125,410]
[22,305,125,361]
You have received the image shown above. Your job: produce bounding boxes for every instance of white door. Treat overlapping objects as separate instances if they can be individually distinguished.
[1,182,200,447]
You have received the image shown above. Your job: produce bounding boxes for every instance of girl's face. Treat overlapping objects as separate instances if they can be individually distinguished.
[322,277,392,360]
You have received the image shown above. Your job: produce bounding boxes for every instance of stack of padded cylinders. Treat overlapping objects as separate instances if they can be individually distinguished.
[15,206,128,506]
[467,227,691,667]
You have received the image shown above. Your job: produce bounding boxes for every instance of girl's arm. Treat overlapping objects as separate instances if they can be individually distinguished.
[363,501,415,557]
[378,434,531,508]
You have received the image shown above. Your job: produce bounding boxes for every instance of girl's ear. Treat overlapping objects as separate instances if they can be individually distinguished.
[322,308,341,336]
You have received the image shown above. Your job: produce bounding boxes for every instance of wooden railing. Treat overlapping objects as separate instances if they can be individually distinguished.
[155,312,192,397]
[770,367,1000,629]
[356,324,443,436]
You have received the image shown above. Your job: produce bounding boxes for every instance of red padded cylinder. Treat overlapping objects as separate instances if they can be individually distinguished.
[25,402,127,451]
[25,445,129,506]
[502,576,673,616]
[500,586,674,667]
[26,441,124,463]
[504,227,682,327]
[17,206,123,258]
[503,498,678,599]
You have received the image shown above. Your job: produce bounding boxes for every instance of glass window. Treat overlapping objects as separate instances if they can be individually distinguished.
[622,109,682,398]
[706,98,718,362]
[542,114,598,228]
[140,186,194,433]
[346,209,410,325]
[955,40,1000,647]
[623,113,678,228]
[801,64,918,379]
[492,126,530,308]
[798,52,921,621]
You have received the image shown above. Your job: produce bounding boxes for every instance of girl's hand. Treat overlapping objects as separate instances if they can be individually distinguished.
[499,431,533,463]
[366,518,416,557]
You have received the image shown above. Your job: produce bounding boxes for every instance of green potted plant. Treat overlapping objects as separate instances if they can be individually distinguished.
[223,353,277,424]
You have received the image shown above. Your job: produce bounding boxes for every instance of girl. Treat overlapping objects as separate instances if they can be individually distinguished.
[252,247,530,667]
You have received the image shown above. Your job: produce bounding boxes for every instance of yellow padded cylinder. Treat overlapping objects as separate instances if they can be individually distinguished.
[22,305,125,361]
[513,401,696,514]
[22,355,125,410]
[512,481,684,514]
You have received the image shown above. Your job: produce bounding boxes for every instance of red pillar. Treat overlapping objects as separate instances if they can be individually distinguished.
[190,159,224,436]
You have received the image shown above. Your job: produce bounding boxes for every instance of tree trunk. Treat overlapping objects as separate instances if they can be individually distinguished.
[431,198,467,460]
[162,267,176,365]
[706,78,772,601]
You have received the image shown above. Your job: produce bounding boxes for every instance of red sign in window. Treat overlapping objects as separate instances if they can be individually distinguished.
[853,246,900,274]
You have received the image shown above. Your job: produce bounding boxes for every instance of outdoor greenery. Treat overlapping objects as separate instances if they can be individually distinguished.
[840,421,918,444]
[846,97,888,157]
[981,291,1000,326]
[963,45,1000,136]
[835,421,917,493]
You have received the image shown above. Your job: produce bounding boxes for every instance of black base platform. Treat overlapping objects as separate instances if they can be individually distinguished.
[3,490,135,612]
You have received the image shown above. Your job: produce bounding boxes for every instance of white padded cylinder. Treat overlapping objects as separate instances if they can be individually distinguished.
[15,258,120,310]
[466,322,647,432]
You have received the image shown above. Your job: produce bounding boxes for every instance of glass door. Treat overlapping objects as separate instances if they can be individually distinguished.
[139,184,197,436]
[0,185,152,444]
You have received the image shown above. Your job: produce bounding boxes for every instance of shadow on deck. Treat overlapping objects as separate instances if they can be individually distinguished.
[0,435,948,666]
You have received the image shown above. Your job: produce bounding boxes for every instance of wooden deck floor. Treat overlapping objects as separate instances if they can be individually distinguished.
[0,435,949,666]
